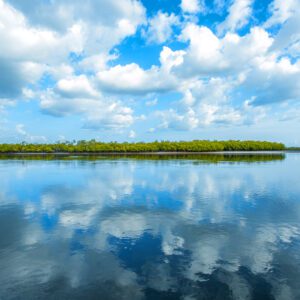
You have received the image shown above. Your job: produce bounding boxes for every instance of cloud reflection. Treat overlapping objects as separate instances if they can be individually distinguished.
[0,155,299,299]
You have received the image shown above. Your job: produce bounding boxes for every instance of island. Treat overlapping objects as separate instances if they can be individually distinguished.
[0,140,285,154]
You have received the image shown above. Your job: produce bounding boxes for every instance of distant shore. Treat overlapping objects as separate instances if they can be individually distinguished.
[0,140,286,154]
[0,151,290,156]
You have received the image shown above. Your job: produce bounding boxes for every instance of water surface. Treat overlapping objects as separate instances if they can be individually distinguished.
[0,153,299,300]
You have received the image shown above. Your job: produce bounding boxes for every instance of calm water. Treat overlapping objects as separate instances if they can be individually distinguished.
[0,154,299,300]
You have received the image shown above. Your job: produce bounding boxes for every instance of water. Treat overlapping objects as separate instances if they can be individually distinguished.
[0,153,299,300]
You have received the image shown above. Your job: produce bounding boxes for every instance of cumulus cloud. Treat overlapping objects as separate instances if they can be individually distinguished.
[40,75,134,130]
[244,57,300,105]
[217,0,253,34]
[41,93,134,130]
[180,0,205,14]
[264,0,298,28]
[0,0,145,131]
[0,0,82,99]
[270,8,300,56]
[6,0,146,53]
[147,18,299,130]
[0,1,83,62]
[97,63,175,95]
[155,77,264,130]
[95,13,300,131]
[1,0,300,137]
[177,24,273,77]
[143,11,179,44]
[96,45,186,96]
[157,108,199,130]
[55,75,99,99]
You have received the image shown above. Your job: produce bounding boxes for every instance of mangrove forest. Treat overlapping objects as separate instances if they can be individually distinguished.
[0,140,285,153]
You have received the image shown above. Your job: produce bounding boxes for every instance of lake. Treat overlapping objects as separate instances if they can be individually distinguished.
[0,153,299,300]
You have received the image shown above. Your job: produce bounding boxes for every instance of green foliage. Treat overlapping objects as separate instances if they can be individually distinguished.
[286,147,300,151]
[0,140,285,153]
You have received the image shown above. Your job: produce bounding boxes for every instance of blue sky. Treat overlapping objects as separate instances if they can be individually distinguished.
[0,0,299,145]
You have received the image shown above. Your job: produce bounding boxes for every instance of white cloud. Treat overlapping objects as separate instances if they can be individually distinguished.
[244,56,300,105]
[157,108,199,130]
[97,63,176,95]
[55,75,99,99]
[177,24,273,77]
[96,46,186,96]
[270,8,300,56]
[217,0,253,34]
[6,0,146,53]
[0,0,82,99]
[143,11,179,44]
[178,24,224,75]
[264,0,298,28]
[15,124,47,143]
[78,53,119,73]
[42,96,134,131]
[156,81,240,130]
[82,101,133,130]
[0,0,147,131]
[92,18,299,132]
[155,73,268,131]
[181,0,202,14]
[1,0,300,137]
[40,76,134,130]
[159,46,186,71]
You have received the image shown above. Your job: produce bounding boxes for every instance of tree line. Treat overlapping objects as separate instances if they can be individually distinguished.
[0,140,285,153]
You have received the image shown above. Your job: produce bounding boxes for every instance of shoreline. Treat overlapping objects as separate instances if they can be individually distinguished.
[0,151,290,156]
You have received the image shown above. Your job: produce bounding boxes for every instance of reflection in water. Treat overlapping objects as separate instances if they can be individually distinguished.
[0,153,286,163]
[0,154,299,299]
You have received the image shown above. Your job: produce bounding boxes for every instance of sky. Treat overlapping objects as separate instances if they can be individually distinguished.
[0,0,299,145]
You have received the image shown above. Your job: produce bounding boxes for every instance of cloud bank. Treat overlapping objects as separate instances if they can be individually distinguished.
[0,0,300,141]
